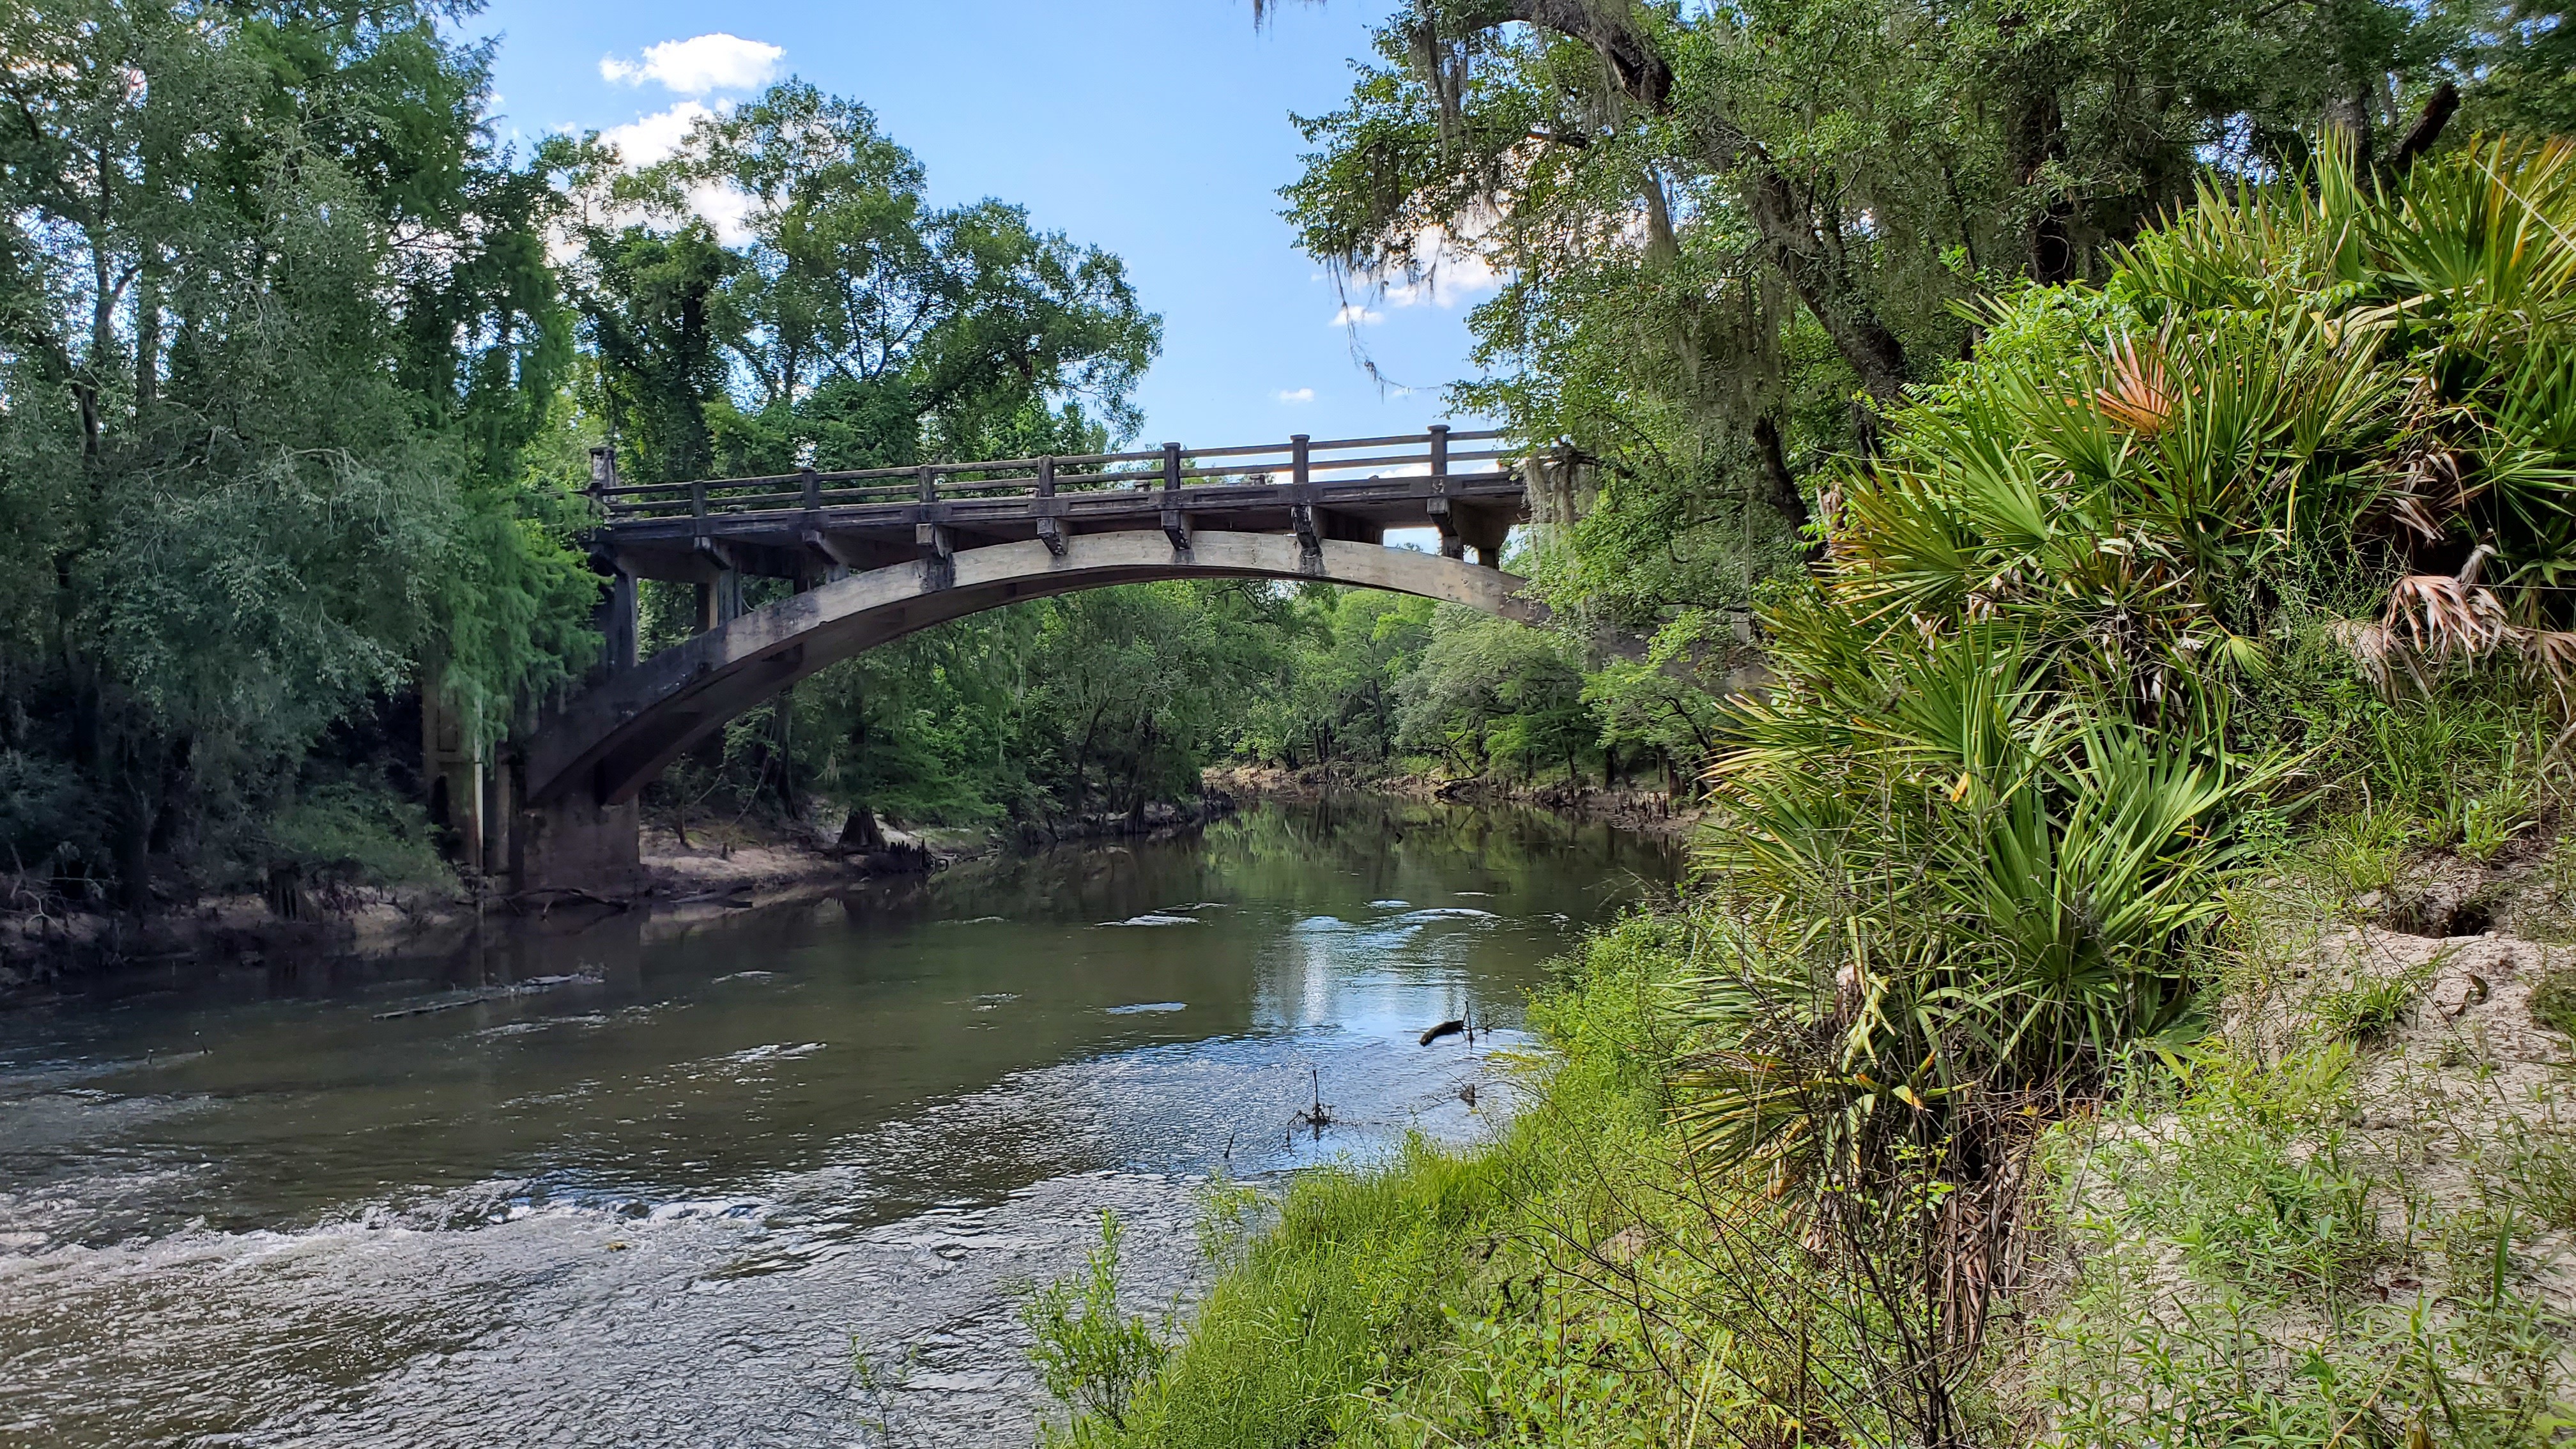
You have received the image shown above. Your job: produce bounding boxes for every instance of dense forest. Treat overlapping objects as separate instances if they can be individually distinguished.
[0,1,1644,913]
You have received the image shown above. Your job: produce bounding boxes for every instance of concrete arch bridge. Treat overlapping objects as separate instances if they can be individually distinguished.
[440,426,1546,894]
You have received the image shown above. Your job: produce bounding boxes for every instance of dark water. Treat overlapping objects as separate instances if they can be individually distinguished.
[0,797,1675,1447]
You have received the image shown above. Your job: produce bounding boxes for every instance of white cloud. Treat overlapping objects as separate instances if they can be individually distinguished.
[598,100,715,165]
[1331,305,1384,328]
[1275,387,1315,404]
[600,34,783,95]
[689,181,755,247]
[579,101,756,247]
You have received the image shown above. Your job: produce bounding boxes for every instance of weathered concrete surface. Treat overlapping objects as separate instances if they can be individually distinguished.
[523,531,1544,809]
[508,793,644,898]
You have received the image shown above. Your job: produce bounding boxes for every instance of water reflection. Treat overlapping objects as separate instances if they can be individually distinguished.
[0,796,1675,1446]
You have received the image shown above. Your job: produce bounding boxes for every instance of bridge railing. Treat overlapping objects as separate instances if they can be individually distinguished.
[592,427,1514,523]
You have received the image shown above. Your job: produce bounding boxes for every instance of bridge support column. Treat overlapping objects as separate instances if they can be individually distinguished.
[509,787,643,898]
[693,570,741,632]
[419,678,483,874]
[596,567,636,673]
[1455,503,1513,568]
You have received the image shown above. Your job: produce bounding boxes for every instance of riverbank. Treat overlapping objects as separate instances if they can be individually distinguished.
[0,793,1252,998]
[1201,763,1701,843]
[1027,825,2576,1443]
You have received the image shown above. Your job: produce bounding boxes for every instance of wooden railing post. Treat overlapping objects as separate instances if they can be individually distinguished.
[690,477,707,526]
[1037,454,1064,556]
[916,463,952,585]
[1160,441,1189,551]
[1426,424,1462,559]
[1289,434,1320,560]
[800,466,820,512]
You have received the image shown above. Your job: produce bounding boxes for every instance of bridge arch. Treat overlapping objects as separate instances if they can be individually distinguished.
[522,530,1543,810]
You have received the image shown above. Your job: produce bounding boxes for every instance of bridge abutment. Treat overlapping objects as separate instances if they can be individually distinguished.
[507,784,643,898]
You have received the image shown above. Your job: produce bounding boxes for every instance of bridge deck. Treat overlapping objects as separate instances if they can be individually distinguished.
[588,426,1526,581]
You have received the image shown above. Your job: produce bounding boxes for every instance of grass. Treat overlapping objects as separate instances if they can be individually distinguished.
[2529,967,2576,1039]
[1027,814,2576,1447]
[2308,959,2432,1043]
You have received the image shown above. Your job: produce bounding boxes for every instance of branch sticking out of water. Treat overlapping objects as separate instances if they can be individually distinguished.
[1293,1067,1335,1138]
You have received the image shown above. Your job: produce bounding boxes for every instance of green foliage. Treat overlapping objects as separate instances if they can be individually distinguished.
[1235,589,1430,770]
[2527,967,2576,1038]
[0,0,596,903]
[1280,0,2500,637]
[263,783,456,893]
[1394,608,1593,783]
[1025,1212,1169,1438]
[1687,620,2273,1179]
[2311,962,2432,1043]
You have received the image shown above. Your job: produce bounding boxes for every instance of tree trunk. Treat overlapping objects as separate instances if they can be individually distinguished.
[2009,89,2076,285]
[1753,413,1811,535]
[2390,82,2460,175]
[1484,0,1912,402]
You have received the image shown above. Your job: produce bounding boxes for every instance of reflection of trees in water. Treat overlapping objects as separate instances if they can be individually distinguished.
[1204,796,1679,903]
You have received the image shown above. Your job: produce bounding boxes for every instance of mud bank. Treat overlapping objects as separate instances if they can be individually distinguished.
[1,795,1245,999]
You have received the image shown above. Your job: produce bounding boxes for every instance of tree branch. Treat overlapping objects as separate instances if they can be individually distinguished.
[2390,81,2460,176]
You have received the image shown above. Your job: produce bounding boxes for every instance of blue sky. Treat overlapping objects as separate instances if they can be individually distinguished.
[463,0,1499,451]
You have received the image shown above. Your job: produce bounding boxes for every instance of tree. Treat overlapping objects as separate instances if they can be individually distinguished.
[1273,0,2476,631]
[574,80,1162,479]
[0,0,595,903]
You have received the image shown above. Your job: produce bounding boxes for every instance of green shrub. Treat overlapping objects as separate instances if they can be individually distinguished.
[1026,1213,1169,1438]
[2310,961,2431,1043]
[264,783,456,891]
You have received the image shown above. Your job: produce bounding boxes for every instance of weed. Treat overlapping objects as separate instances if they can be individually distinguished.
[1025,1213,1168,1438]
[2459,787,2536,862]
[2496,1134,2576,1230]
[2310,960,2432,1043]
[2313,807,2412,897]
[848,1340,919,1447]
[2529,967,2576,1038]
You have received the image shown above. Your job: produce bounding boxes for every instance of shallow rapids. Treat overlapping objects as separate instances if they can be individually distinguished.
[0,797,1675,1446]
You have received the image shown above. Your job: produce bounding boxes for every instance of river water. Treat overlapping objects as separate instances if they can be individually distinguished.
[0,796,1675,1447]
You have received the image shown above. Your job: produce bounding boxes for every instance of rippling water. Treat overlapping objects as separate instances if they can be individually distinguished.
[0,797,1676,1446]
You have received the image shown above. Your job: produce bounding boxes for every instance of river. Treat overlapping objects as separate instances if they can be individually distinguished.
[0,796,1676,1447]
